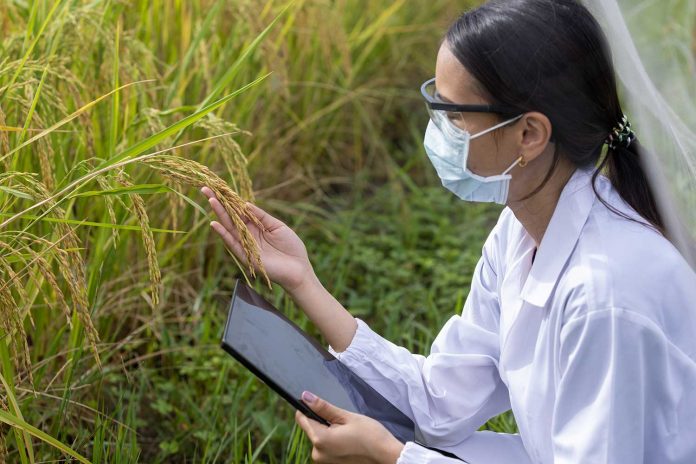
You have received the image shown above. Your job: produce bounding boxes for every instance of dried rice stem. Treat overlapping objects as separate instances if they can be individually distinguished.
[0,107,10,171]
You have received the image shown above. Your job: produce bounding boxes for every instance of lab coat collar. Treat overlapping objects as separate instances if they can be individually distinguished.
[519,166,597,308]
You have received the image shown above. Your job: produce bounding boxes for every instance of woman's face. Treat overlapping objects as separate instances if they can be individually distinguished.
[433,40,523,178]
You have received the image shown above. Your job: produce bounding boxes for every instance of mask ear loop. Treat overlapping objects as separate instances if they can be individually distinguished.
[502,154,526,175]
[470,113,525,140]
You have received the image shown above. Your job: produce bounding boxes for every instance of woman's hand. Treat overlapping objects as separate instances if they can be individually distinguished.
[295,391,405,464]
[200,186,315,293]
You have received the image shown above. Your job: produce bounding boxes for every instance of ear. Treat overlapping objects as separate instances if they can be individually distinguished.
[517,112,553,163]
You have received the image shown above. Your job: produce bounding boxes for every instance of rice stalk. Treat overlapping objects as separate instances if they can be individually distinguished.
[140,154,271,289]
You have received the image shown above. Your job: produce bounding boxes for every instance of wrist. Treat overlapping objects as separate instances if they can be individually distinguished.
[285,271,321,301]
[377,437,405,464]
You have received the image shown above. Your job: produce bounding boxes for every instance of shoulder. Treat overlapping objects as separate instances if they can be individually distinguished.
[556,174,696,354]
[480,207,523,271]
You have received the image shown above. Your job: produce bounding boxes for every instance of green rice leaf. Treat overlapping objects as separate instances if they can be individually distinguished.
[99,72,271,169]
[68,183,209,216]
[0,409,91,464]
[0,212,186,234]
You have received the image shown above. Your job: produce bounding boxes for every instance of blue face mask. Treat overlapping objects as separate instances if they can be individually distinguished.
[423,114,524,205]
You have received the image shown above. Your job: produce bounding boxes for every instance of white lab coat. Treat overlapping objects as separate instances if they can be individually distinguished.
[328,166,696,463]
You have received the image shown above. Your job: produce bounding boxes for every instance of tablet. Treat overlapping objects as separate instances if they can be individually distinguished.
[220,280,464,461]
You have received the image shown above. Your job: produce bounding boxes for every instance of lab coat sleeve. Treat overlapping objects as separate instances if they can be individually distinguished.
[327,237,514,450]
[552,307,693,463]
[396,431,533,464]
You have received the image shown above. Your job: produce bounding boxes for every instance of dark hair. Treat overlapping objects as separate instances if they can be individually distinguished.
[444,0,664,235]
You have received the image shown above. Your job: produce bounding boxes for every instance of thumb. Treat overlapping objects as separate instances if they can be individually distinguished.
[302,391,348,425]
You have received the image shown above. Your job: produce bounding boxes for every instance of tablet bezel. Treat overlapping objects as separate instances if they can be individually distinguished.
[220,279,330,426]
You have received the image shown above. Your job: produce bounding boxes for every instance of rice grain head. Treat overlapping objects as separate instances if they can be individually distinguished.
[31,112,56,192]
[94,174,121,248]
[0,172,101,368]
[115,169,162,312]
[0,252,33,329]
[140,154,271,288]
[0,274,31,383]
[31,251,73,329]
[194,115,254,200]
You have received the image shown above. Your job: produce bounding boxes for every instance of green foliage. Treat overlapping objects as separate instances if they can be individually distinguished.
[21,0,673,460]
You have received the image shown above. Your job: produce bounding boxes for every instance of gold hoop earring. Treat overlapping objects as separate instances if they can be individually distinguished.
[518,155,527,167]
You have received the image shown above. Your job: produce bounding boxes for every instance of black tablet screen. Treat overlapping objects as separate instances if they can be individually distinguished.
[220,280,416,443]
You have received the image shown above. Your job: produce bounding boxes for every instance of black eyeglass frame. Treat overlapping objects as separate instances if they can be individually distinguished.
[420,77,520,115]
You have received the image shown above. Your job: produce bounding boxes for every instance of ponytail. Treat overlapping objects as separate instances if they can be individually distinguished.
[592,137,665,236]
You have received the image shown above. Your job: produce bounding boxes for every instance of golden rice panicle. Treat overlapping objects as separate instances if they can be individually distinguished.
[31,112,56,192]
[95,174,121,248]
[141,155,271,288]
[115,169,162,312]
[30,248,73,329]
[0,250,32,328]
[142,108,184,231]
[49,240,101,368]
[2,172,101,367]
[195,115,254,200]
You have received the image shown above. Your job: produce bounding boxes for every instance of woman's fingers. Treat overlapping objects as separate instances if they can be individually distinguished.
[294,410,323,443]
[245,202,285,231]
[210,221,251,264]
[200,186,216,201]
[207,196,239,234]
[201,186,286,252]
[201,185,285,231]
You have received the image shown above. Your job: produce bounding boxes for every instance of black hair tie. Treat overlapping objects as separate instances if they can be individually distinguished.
[604,114,636,150]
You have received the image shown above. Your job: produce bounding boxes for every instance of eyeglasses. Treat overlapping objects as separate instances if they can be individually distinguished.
[420,77,519,114]
[420,77,522,136]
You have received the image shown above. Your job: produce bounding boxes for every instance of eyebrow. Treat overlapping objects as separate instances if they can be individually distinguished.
[434,90,455,104]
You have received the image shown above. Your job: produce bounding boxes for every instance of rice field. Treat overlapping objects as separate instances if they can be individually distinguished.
[0,0,692,462]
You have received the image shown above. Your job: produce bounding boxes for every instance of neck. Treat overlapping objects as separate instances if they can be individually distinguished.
[507,157,576,248]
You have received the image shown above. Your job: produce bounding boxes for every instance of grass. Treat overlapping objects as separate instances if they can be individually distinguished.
[0,0,691,461]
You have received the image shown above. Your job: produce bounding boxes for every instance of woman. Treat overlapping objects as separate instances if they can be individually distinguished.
[201,0,696,462]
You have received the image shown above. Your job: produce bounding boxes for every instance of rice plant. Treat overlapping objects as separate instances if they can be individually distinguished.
[0,0,470,461]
